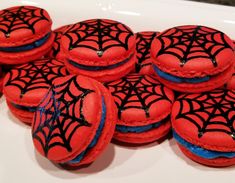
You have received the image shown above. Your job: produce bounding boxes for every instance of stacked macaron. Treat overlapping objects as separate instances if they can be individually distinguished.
[151,25,234,93]
[60,19,136,82]
[150,25,235,167]
[0,6,54,65]
[46,24,71,61]
[32,75,117,168]
[3,58,68,124]
[106,74,174,144]
[1,4,235,170]
[171,90,235,167]
[133,31,158,75]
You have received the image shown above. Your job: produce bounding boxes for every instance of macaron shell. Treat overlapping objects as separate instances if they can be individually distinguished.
[46,24,72,58]
[6,100,33,124]
[106,74,175,126]
[172,90,235,152]
[178,143,235,167]
[64,52,136,82]
[0,33,55,64]
[67,79,117,167]
[61,19,136,66]
[224,66,235,90]
[32,75,103,163]
[0,6,52,47]
[154,64,233,93]
[151,25,234,78]
[134,31,158,75]
[114,121,171,144]
[3,58,68,106]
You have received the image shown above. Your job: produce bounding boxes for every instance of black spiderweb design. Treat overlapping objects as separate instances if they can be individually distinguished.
[155,26,233,67]
[32,76,94,156]
[106,74,173,119]
[176,90,235,139]
[0,6,49,38]
[135,32,157,72]
[50,25,71,57]
[64,19,134,57]
[4,59,68,98]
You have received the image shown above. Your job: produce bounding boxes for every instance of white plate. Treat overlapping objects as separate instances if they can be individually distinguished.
[0,1,235,183]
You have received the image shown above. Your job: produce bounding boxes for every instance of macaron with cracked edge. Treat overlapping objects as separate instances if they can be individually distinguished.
[46,24,71,61]
[105,74,174,144]
[61,19,136,82]
[3,58,68,124]
[0,6,54,64]
[172,89,235,167]
[32,75,117,168]
[151,25,234,93]
[133,31,158,75]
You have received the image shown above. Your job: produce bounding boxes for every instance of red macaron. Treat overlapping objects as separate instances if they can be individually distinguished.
[46,24,71,61]
[151,25,234,93]
[133,31,158,75]
[0,6,54,64]
[61,19,136,82]
[224,66,235,90]
[172,89,235,167]
[3,58,68,124]
[32,75,117,168]
[106,74,175,144]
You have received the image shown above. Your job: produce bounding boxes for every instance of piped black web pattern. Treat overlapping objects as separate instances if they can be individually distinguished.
[4,59,68,98]
[32,76,94,156]
[135,32,157,72]
[155,25,233,67]
[64,19,134,57]
[50,25,71,57]
[0,6,49,38]
[175,90,235,140]
[106,74,173,119]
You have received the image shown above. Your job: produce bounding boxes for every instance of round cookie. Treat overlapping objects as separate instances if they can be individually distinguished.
[3,58,68,124]
[32,75,117,168]
[0,6,54,64]
[172,90,235,167]
[133,31,158,75]
[106,74,174,144]
[151,25,234,93]
[46,24,71,61]
[61,19,136,82]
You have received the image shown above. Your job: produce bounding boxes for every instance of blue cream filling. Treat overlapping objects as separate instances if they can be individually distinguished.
[116,116,169,133]
[68,53,134,71]
[68,97,106,164]
[153,65,210,83]
[173,131,235,159]
[11,102,37,112]
[0,33,51,52]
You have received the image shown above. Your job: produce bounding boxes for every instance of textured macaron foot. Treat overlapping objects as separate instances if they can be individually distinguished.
[32,75,117,168]
[178,143,235,167]
[151,25,235,92]
[0,6,54,64]
[172,90,235,167]
[61,19,136,82]
[106,74,174,144]
[3,58,68,124]
[133,31,158,75]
